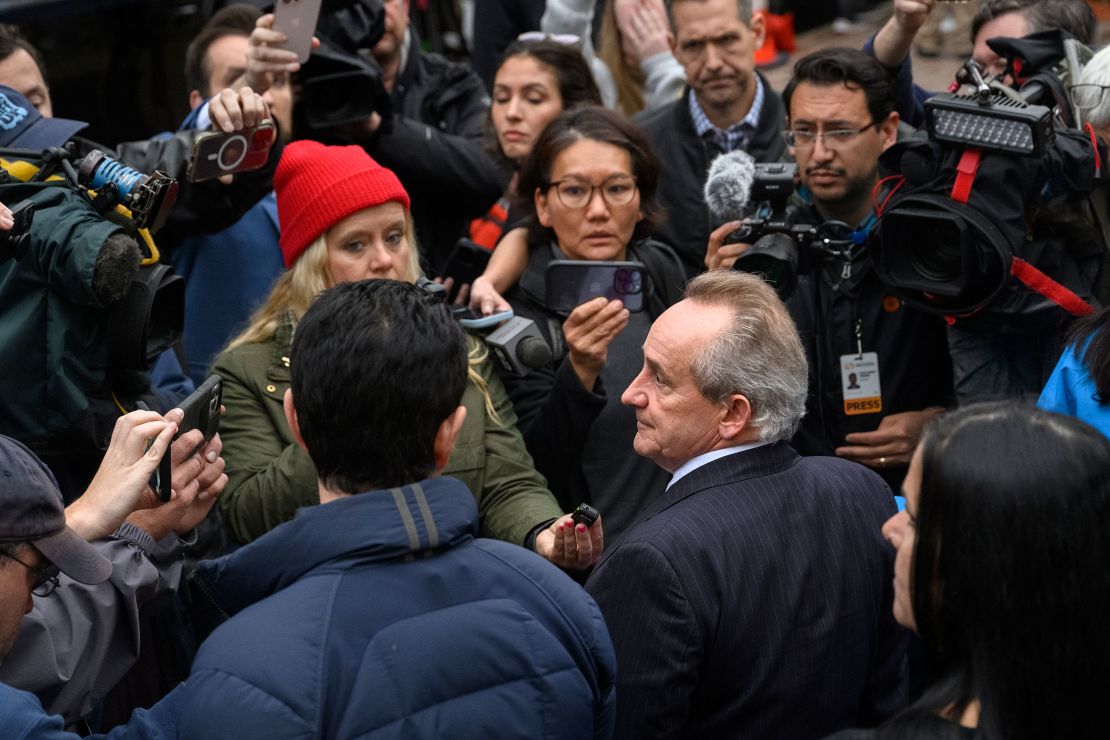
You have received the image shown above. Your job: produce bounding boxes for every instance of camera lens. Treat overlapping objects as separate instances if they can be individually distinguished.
[613,268,642,295]
[734,232,799,300]
[907,221,963,283]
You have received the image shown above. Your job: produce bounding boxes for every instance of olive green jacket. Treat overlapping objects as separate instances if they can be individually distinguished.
[213,319,562,545]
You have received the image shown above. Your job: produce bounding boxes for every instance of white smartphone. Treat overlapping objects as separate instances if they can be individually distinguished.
[272,0,323,64]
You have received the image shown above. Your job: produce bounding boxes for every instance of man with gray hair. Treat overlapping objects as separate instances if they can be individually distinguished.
[586,270,906,739]
[1073,45,1110,144]
[635,0,786,278]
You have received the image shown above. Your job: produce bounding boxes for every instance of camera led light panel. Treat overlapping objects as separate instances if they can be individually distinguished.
[925,93,1054,157]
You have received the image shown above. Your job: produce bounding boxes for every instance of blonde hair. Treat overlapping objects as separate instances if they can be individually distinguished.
[226,211,499,420]
[598,4,647,116]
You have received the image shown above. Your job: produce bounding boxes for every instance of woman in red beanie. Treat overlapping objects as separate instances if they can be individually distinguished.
[209,141,601,569]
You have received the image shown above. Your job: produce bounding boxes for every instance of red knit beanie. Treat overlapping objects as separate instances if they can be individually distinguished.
[274,140,411,267]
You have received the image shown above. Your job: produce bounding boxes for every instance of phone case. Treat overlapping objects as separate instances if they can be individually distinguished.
[545,260,647,314]
[158,375,223,501]
[273,0,323,63]
[440,239,492,302]
[187,122,276,183]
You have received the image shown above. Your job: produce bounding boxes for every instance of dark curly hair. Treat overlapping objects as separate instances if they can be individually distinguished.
[782,47,896,126]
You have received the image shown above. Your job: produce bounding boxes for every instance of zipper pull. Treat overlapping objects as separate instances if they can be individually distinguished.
[841,257,852,281]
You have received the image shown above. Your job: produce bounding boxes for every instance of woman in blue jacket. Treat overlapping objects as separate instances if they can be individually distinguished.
[1038,307,1110,439]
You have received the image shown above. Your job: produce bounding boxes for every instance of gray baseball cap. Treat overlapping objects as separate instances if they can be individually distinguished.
[0,85,87,149]
[0,436,111,585]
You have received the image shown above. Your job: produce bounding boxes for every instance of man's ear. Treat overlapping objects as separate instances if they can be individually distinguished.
[432,405,468,471]
[284,389,308,451]
[748,12,766,50]
[188,89,205,111]
[535,187,552,228]
[718,393,754,442]
[879,111,900,152]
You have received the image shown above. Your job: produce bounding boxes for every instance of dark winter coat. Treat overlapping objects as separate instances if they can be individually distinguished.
[182,476,617,739]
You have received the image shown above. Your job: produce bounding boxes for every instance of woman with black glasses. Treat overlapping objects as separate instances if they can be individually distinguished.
[500,106,685,544]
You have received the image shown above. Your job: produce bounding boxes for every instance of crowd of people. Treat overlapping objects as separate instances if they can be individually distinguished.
[0,0,1108,738]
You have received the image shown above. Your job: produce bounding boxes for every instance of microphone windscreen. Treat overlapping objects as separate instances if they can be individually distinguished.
[516,336,553,369]
[704,150,757,224]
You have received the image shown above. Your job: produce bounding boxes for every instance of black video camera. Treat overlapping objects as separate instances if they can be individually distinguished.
[870,31,1103,318]
[0,143,183,370]
[729,162,854,300]
[292,0,392,132]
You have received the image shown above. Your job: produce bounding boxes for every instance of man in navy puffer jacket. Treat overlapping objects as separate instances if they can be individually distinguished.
[177,279,616,739]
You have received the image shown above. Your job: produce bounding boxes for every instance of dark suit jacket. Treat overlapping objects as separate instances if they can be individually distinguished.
[586,442,907,740]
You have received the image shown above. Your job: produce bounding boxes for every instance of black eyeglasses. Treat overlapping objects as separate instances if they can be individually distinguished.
[1,550,60,597]
[1069,84,1110,111]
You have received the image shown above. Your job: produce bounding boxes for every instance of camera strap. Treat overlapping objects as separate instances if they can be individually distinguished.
[950,149,982,205]
[948,148,1094,320]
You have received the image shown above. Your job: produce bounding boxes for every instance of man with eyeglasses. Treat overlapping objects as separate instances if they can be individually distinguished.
[1069,44,1110,305]
[0,410,226,736]
[708,48,952,489]
[634,0,785,279]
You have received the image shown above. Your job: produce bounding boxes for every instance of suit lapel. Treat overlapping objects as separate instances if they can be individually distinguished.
[640,442,801,523]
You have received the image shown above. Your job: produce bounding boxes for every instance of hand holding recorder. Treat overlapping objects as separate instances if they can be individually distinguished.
[535,503,604,570]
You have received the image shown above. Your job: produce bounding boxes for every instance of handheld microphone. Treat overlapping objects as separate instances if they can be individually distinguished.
[416,276,551,376]
[703,150,757,224]
[483,317,553,377]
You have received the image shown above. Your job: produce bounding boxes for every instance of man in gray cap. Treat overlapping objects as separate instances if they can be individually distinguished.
[0,436,114,658]
[0,408,226,735]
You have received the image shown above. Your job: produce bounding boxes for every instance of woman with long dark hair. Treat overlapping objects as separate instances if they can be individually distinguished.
[829,402,1110,739]
[468,37,602,250]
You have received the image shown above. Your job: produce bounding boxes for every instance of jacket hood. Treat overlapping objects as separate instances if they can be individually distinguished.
[195,476,479,617]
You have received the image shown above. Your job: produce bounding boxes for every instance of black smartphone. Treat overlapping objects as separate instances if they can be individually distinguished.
[545,260,646,314]
[439,239,492,303]
[571,503,599,527]
[187,121,277,183]
[155,374,223,502]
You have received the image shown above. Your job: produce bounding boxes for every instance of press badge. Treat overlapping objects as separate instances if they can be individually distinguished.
[841,353,883,416]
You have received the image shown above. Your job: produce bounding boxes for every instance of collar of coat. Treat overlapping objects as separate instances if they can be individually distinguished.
[193,476,480,618]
